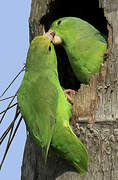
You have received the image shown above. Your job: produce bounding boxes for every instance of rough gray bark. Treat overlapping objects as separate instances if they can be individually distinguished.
[21,0,118,179]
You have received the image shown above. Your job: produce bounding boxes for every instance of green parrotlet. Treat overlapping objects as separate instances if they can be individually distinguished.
[47,17,107,83]
[17,35,89,176]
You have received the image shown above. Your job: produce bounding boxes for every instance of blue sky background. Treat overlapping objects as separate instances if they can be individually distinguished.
[0,1,31,179]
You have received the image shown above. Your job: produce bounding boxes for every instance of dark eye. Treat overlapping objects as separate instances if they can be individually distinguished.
[48,46,51,51]
[57,20,62,25]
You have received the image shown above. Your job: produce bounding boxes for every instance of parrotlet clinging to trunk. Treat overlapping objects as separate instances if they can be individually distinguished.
[47,17,107,83]
[17,35,89,176]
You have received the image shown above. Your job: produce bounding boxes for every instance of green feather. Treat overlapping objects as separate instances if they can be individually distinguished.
[49,17,107,83]
[17,35,89,175]
[17,36,58,161]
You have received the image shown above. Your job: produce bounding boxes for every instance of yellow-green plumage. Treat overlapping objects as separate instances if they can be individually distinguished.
[17,35,89,175]
[49,17,107,83]
[17,36,58,161]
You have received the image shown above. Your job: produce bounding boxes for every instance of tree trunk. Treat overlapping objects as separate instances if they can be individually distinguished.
[21,0,118,179]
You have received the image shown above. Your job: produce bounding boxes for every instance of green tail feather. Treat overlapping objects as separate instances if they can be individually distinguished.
[51,121,89,175]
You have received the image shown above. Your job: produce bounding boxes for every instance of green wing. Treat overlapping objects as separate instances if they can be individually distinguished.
[17,35,58,161]
[48,17,107,83]
[17,35,89,175]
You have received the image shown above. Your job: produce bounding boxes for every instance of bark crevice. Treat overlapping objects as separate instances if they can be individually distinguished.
[21,0,118,179]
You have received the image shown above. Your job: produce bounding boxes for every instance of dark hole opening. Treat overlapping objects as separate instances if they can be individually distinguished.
[41,0,108,90]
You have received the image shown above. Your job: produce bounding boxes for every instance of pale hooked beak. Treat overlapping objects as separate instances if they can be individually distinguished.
[45,30,62,45]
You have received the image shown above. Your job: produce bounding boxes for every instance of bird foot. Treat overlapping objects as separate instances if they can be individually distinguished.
[64,89,75,104]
